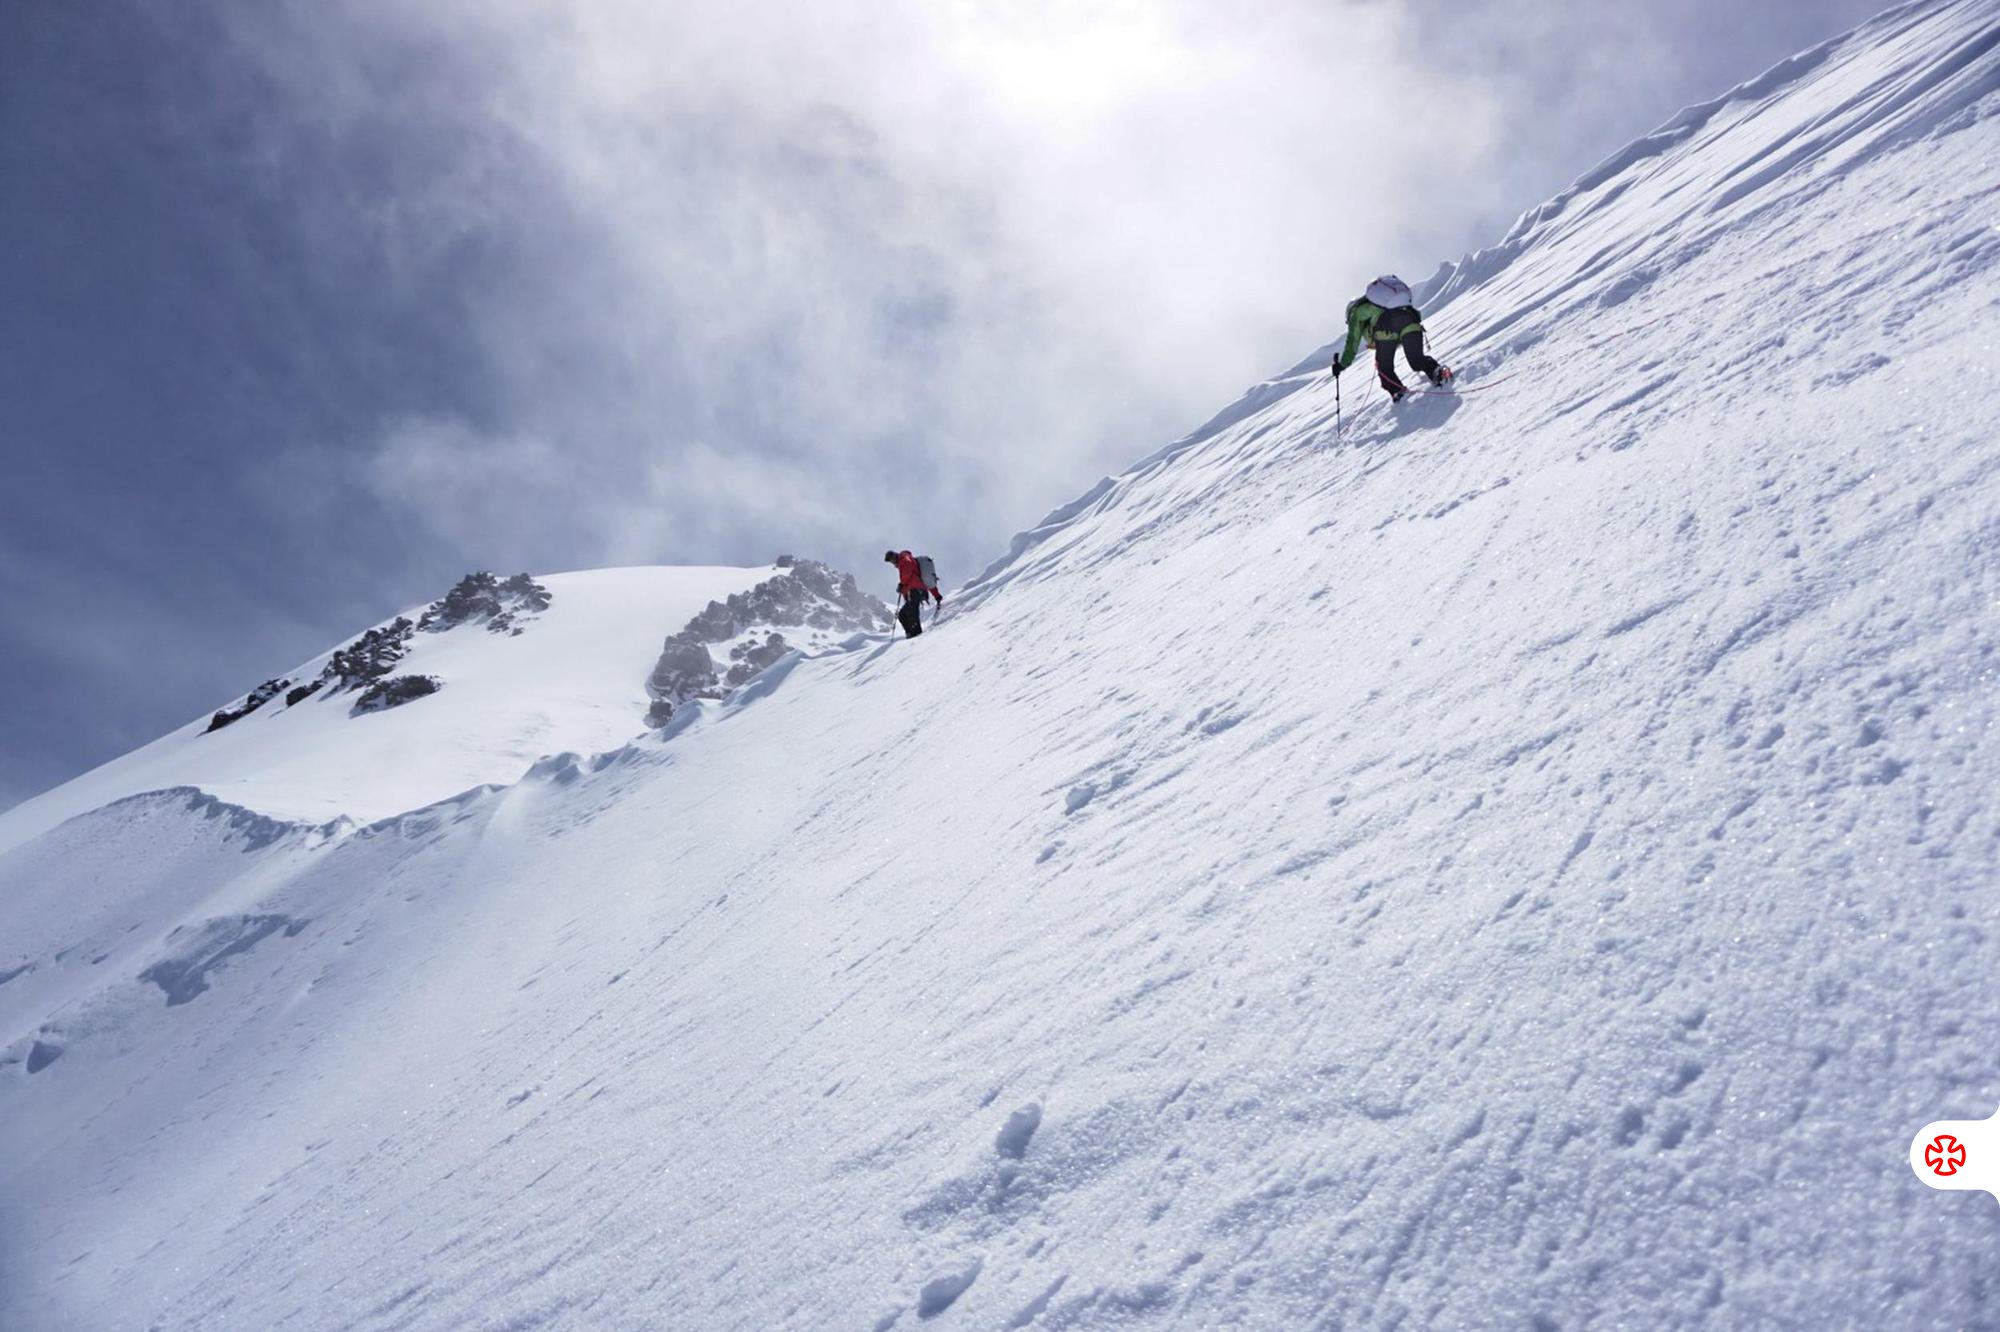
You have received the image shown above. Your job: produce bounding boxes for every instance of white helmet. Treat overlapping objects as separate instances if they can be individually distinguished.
[1365,275,1413,309]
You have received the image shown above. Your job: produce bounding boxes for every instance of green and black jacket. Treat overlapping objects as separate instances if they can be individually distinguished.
[1335,299,1425,371]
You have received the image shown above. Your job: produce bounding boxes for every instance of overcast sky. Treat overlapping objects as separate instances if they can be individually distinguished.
[1,0,1888,810]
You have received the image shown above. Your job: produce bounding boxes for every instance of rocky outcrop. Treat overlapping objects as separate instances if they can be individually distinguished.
[351,674,442,716]
[203,572,555,736]
[722,633,792,689]
[205,677,293,733]
[418,572,551,636]
[323,618,416,693]
[679,555,887,639]
[645,557,889,725]
[646,638,721,716]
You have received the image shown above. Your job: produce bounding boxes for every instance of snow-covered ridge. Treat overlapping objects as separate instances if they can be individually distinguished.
[971,0,1999,610]
[5,4,2000,1328]
[204,572,555,732]
[0,564,787,847]
[1418,0,2000,323]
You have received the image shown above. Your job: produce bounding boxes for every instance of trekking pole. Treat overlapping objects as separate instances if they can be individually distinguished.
[1335,365,1343,439]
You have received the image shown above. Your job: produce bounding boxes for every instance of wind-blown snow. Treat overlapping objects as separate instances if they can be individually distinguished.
[4,3,1999,1327]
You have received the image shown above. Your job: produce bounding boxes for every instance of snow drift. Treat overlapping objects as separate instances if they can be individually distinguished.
[4,2,1999,1327]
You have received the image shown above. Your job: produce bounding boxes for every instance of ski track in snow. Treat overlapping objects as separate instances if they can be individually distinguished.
[3,4,2000,1328]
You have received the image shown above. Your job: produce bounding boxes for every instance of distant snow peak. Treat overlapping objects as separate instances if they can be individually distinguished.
[645,556,889,726]
[203,571,555,733]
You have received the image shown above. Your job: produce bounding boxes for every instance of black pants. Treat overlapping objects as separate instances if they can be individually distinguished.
[1374,330,1442,398]
[897,587,927,637]
[1371,306,1440,398]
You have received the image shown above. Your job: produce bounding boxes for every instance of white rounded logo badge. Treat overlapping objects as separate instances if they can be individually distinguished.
[1911,1107,2000,1202]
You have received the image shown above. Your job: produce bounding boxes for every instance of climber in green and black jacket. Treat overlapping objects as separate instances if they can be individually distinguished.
[1331,275,1453,402]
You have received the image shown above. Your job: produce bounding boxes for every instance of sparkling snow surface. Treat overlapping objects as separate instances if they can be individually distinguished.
[4,4,2000,1328]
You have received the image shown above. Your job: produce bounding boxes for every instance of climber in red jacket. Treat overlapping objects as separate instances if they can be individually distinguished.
[885,550,942,638]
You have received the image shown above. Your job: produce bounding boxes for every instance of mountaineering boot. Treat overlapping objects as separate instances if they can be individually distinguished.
[1428,365,1454,387]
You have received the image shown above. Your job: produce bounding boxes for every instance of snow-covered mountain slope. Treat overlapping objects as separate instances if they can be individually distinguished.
[0,563,825,847]
[5,3,1999,1328]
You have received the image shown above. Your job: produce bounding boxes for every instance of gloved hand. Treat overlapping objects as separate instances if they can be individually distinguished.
[933,591,944,606]
[1331,360,1343,378]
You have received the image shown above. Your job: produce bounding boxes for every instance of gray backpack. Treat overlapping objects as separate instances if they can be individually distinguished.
[916,555,940,592]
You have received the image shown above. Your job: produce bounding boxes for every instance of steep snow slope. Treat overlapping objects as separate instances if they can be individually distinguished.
[0,566,778,844]
[5,3,2000,1328]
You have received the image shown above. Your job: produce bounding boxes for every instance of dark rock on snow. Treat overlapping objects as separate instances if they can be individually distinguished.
[205,677,293,733]
[203,571,553,736]
[418,572,551,636]
[322,617,416,693]
[351,674,443,716]
[645,557,890,725]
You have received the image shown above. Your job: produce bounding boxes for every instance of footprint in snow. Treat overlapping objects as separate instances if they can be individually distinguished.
[995,1103,1043,1160]
[918,1255,982,1318]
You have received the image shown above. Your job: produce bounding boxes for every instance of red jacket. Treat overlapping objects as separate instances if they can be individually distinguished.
[893,551,927,596]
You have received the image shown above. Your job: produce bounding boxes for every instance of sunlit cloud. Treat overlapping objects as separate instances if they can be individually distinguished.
[220,0,1506,587]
